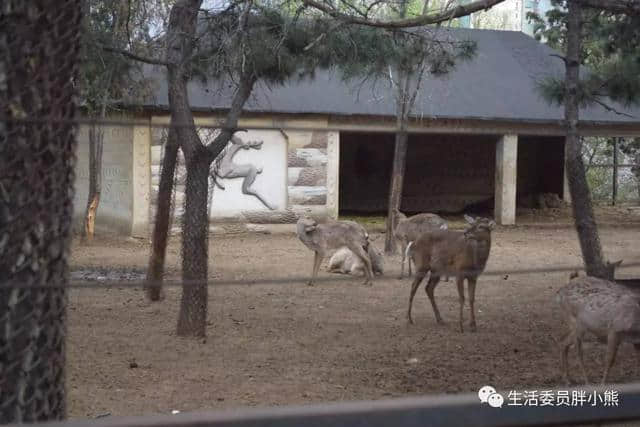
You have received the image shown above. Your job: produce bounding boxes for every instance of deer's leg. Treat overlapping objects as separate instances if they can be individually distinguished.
[455,276,466,333]
[308,251,323,286]
[399,241,407,279]
[425,274,444,325]
[633,343,640,378]
[350,243,373,286]
[467,277,478,332]
[575,334,589,384]
[602,331,621,384]
[407,271,427,325]
[560,329,574,385]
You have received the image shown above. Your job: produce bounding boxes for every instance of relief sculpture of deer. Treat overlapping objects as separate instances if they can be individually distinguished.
[211,134,275,210]
[407,215,495,332]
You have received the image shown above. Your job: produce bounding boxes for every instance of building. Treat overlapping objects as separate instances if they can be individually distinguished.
[72,28,640,237]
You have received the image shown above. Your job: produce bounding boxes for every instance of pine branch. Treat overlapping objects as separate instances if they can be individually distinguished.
[302,0,508,28]
[101,45,169,66]
[576,0,640,15]
[589,96,637,118]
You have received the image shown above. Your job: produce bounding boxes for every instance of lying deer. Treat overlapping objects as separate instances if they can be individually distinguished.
[328,245,384,277]
[407,215,495,332]
[394,209,448,278]
[556,262,640,385]
[296,216,374,286]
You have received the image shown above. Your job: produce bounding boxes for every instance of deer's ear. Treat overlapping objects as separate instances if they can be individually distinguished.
[610,259,623,268]
[464,214,475,225]
[304,225,316,233]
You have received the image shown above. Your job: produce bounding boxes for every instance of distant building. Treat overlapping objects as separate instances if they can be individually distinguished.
[457,0,553,36]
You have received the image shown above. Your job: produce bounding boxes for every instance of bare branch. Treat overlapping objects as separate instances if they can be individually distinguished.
[302,0,507,28]
[101,45,169,66]
[589,96,637,119]
[550,53,567,64]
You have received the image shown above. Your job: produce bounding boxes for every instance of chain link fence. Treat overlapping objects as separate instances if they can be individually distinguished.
[583,137,640,206]
[0,0,83,423]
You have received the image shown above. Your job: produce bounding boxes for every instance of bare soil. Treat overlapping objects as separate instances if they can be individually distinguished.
[68,210,640,419]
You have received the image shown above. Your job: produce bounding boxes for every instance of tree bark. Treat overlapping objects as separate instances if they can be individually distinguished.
[612,137,618,206]
[165,0,206,337]
[564,0,608,279]
[385,129,408,254]
[176,151,210,337]
[145,127,179,301]
[83,123,103,241]
[0,0,83,421]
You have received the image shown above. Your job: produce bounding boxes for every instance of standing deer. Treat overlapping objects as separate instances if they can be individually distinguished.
[296,216,374,286]
[407,215,495,332]
[393,209,448,278]
[556,264,640,385]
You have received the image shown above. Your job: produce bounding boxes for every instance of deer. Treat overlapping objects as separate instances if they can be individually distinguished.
[406,214,495,332]
[393,209,448,279]
[296,216,374,286]
[328,245,384,277]
[556,261,640,385]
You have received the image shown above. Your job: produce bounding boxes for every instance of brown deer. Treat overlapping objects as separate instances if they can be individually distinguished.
[296,216,374,286]
[556,263,640,385]
[393,209,448,278]
[407,214,495,332]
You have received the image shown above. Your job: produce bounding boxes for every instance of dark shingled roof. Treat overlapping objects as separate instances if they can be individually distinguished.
[139,27,640,124]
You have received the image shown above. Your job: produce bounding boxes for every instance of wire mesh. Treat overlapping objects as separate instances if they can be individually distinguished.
[0,0,83,423]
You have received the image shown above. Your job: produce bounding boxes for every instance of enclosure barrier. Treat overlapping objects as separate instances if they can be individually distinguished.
[10,383,640,427]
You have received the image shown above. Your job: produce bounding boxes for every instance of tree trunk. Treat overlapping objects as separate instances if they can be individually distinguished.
[612,137,618,206]
[384,128,408,254]
[385,59,410,255]
[0,0,82,422]
[635,152,640,201]
[145,127,179,301]
[564,0,608,279]
[83,123,103,241]
[164,0,206,336]
[176,151,210,337]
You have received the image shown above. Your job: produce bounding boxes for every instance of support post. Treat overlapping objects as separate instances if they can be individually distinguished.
[494,134,518,225]
[326,131,340,220]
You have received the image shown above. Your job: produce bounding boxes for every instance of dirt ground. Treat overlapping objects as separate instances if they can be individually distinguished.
[67,210,640,419]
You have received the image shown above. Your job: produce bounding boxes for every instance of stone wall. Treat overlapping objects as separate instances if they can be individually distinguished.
[73,123,134,234]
